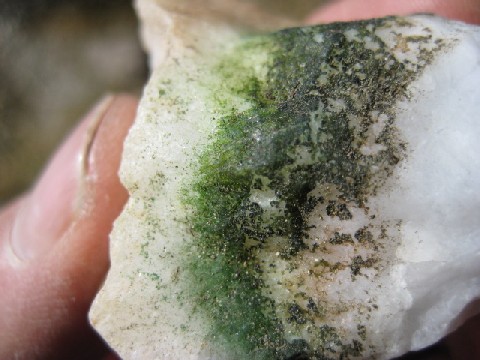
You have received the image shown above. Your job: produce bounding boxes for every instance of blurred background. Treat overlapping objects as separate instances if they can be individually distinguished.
[0,0,326,205]
[0,0,148,204]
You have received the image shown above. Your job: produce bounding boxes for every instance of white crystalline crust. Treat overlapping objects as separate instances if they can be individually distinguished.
[89,9,480,360]
[382,25,480,349]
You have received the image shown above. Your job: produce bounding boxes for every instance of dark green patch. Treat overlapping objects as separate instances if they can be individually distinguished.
[354,227,374,244]
[350,255,377,276]
[329,232,354,245]
[140,242,149,259]
[288,302,307,324]
[326,201,353,220]
[145,272,163,290]
[357,325,367,341]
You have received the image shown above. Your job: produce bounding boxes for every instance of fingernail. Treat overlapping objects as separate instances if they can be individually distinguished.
[10,96,115,261]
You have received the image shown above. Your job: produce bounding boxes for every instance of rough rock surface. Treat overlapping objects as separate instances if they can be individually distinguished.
[89,2,480,359]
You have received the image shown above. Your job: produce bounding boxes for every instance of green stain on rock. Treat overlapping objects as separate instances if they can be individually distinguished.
[180,17,444,359]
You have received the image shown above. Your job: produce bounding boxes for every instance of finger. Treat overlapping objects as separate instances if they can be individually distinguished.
[307,0,480,25]
[0,94,138,359]
[444,313,480,359]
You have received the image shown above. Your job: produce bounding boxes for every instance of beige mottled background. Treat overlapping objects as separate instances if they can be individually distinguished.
[0,0,326,204]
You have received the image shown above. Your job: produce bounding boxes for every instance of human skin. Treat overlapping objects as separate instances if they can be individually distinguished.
[307,0,480,25]
[0,1,479,359]
[0,95,137,360]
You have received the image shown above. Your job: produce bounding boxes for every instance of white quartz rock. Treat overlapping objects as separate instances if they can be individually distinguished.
[89,4,480,360]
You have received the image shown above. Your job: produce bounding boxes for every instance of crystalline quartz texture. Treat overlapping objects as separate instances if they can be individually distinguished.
[89,7,480,360]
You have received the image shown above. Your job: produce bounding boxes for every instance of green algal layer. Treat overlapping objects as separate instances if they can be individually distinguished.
[182,17,443,359]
